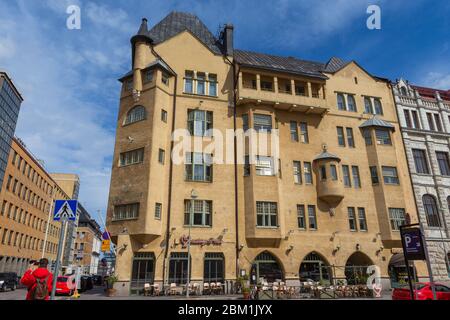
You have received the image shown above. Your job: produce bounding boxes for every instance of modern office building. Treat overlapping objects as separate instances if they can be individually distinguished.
[393,79,450,280]
[106,12,426,295]
[74,204,102,275]
[0,71,23,193]
[0,138,71,275]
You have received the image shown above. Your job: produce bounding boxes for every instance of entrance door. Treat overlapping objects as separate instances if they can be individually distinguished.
[250,252,283,284]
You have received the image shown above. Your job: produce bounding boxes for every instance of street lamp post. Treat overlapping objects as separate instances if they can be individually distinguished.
[186,189,198,298]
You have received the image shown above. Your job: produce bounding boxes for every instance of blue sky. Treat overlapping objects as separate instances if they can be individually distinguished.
[0,0,449,224]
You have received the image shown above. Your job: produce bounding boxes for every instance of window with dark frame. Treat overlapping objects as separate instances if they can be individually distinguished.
[436,152,450,176]
[348,207,357,231]
[256,201,278,227]
[412,149,430,174]
[358,208,367,231]
[184,200,212,227]
[297,204,306,229]
[308,205,317,230]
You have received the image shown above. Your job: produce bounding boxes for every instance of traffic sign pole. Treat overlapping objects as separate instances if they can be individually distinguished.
[50,218,67,300]
[400,224,415,300]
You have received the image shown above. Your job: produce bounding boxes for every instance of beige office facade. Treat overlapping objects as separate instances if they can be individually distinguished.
[106,12,427,295]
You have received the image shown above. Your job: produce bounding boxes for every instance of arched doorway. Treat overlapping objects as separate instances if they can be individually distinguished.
[345,252,373,285]
[388,253,417,288]
[250,251,283,285]
[299,252,332,285]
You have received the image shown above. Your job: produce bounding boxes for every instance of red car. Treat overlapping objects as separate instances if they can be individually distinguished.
[392,282,450,300]
[55,276,75,296]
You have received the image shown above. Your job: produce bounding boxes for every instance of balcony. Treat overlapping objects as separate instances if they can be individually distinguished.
[238,71,329,115]
[313,149,344,207]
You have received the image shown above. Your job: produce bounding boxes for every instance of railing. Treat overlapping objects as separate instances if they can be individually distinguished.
[399,96,416,105]
[422,99,439,108]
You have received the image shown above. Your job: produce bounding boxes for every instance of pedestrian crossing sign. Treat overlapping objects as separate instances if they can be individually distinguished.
[53,200,78,221]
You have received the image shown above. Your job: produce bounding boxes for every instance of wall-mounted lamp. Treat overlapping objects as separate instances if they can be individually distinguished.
[284,230,294,240]
[330,231,340,241]
[356,243,361,251]
[238,244,244,251]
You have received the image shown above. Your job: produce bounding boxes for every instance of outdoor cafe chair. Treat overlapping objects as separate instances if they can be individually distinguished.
[210,282,217,294]
[193,283,200,295]
[143,283,151,296]
[203,282,210,295]
[152,283,161,296]
[215,282,223,294]
[169,283,177,295]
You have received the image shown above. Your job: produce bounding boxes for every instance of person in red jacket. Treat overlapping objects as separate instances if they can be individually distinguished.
[21,258,53,300]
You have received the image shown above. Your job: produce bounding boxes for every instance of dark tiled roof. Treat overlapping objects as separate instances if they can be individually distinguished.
[313,150,341,162]
[148,11,223,54]
[359,116,395,131]
[323,57,348,73]
[234,50,328,79]
[412,85,450,101]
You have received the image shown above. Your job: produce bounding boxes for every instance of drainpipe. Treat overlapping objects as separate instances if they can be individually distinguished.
[223,54,240,280]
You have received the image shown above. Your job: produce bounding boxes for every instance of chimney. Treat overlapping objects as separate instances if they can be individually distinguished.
[223,24,234,56]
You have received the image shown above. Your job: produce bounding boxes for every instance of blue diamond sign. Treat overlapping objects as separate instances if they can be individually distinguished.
[53,200,78,221]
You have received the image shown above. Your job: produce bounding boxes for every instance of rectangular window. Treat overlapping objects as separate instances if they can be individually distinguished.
[436,152,450,176]
[161,109,168,123]
[382,166,399,184]
[404,110,412,128]
[337,127,345,147]
[412,149,430,174]
[320,165,327,180]
[169,252,189,285]
[411,110,420,129]
[348,207,357,231]
[358,208,367,231]
[342,165,351,187]
[208,74,217,96]
[363,129,372,146]
[300,122,309,143]
[352,166,361,188]
[346,128,355,148]
[155,203,162,220]
[242,114,249,131]
[113,203,139,221]
[244,155,250,176]
[197,72,205,95]
[434,114,443,132]
[158,149,165,164]
[427,113,435,131]
[304,162,312,184]
[253,114,272,132]
[188,110,213,136]
[256,202,278,227]
[144,70,153,83]
[290,121,299,141]
[297,205,306,229]
[293,161,302,184]
[375,129,392,145]
[162,72,169,86]
[124,79,133,91]
[370,166,379,184]
[255,156,274,176]
[184,200,212,227]
[184,71,193,93]
[308,205,317,230]
[389,208,406,231]
[330,165,338,180]
[204,253,224,283]
[185,153,213,182]
[119,148,144,166]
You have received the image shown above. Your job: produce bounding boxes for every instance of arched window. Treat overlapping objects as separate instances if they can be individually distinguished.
[337,94,346,110]
[400,87,407,96]
[423,194,441,227]
[347,95,357,112]
[364,97,372,114]
[374,99,383,115]
[124,105,146,125]
[250,251,283,284]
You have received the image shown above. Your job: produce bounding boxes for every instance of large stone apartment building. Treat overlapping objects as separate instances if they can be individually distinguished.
[393,80,450,280]
[106,12,427,295]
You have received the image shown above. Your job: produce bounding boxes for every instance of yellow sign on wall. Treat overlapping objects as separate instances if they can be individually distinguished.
[101,240,110,252]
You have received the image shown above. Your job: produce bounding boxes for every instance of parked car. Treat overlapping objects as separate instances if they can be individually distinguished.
[55,276,75,296]
[392,282,450,300]
[92,275,103,286]
[0,272,18,292]
[79,275,94,292]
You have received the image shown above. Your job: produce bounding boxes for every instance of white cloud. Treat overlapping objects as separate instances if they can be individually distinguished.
[423,72,450,90]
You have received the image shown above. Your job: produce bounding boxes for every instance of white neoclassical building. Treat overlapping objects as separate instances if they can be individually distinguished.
[393,79,450,281]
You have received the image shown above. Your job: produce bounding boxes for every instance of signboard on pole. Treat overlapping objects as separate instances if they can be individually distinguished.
[400,226,425,260]
[101,239,111,252]
[53,200,78,221]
